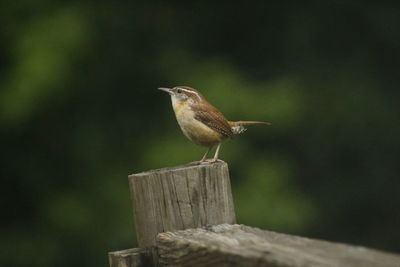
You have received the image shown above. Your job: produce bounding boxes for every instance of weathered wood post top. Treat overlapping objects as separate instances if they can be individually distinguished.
[128,161,236,248]
[110,161,400,267]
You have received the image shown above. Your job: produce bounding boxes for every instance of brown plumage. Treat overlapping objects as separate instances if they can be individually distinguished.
[193,102,234,138]
[158,86,271,163]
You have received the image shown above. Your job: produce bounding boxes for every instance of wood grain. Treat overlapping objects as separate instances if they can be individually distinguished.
[108,248,152,267]
[111,162,400,267]
[156,224,400,267]
[129,161,236,248]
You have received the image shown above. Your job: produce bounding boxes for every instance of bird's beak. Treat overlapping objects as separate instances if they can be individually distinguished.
[158,87,172,94]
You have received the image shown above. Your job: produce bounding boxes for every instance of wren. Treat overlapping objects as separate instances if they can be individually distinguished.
[159,86,271,164]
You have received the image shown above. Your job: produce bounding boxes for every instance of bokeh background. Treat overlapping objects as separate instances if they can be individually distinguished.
[2,1,400,266]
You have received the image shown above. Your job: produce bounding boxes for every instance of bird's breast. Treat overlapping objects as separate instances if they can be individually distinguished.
[172,102,223,147]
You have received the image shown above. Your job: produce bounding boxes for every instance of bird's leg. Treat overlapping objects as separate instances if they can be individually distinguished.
[213,143,221,161]
[207,143,223,163]
[200,147,211,162]
[187,147,212,165]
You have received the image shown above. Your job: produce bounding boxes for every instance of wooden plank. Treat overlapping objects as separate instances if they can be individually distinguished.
[156,224,400,267]
[108,248,152,267]
[128,161,236,248]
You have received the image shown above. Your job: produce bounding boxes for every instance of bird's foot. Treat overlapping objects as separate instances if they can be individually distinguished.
[201,158,223,164]
[187,158,223,165]
[187,160,205,166]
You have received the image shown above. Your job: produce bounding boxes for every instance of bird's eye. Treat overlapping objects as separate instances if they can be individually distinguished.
[177,88,182,94]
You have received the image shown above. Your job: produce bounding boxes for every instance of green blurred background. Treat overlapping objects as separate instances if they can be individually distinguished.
[2,1,400,266]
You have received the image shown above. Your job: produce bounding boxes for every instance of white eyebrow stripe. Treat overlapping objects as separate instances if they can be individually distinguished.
[177,87,202,101]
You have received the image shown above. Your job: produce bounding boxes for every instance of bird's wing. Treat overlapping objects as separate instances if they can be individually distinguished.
[193,102,234,138]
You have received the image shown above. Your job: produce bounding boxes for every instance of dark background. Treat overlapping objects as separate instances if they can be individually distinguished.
[1,1,400,266]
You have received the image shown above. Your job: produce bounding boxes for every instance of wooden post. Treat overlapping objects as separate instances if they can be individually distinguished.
[109,162,400,267]
[156,224,400,267]
[129,161,236,248]
[108,248,151,267]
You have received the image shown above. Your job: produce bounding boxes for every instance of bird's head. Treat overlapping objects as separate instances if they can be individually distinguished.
[158,86,204,105]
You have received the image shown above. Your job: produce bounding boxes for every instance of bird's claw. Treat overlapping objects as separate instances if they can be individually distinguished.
[201,158,223,164]
[187,158,223,166]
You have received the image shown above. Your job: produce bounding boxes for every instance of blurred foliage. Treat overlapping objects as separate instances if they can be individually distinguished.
[1,1,400,266]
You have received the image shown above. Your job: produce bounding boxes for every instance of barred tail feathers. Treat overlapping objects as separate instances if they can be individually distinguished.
[228,121,272,135]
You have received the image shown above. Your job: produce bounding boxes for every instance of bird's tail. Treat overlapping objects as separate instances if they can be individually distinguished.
[228,121,272,135]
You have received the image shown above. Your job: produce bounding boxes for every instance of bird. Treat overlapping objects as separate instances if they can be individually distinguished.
[158,86,271,164]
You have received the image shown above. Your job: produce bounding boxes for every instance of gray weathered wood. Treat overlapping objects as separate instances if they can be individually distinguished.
[156,224,400,267]
[129,161,236,248]
[108,248,152,267]
[110,162,400,267]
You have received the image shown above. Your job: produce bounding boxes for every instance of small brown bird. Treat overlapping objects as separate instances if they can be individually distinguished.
[159,86,271,164]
